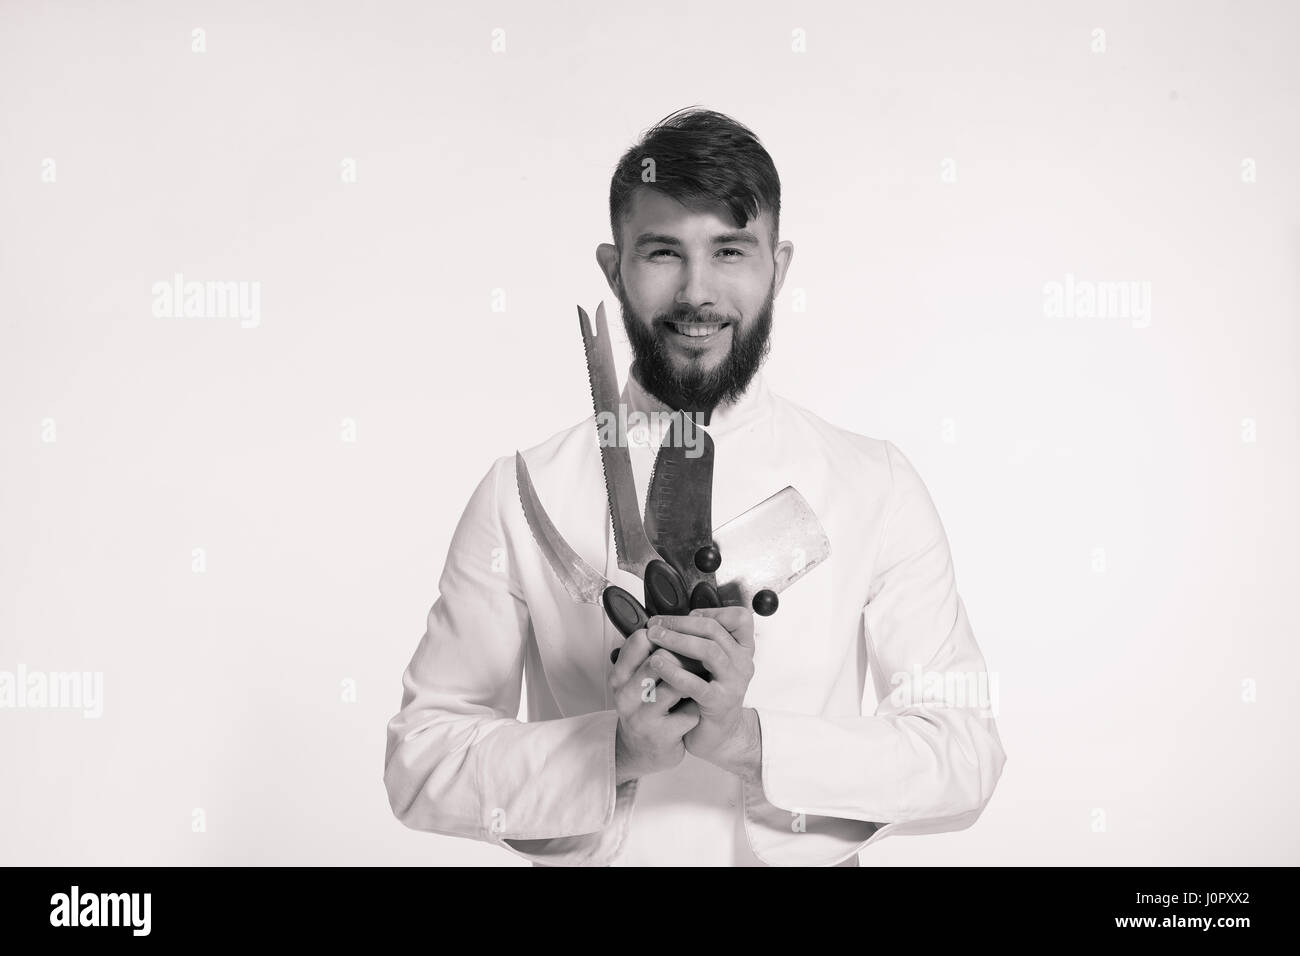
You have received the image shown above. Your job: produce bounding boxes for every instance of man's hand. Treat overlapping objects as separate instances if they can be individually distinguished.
[643,607,761,783]
[610,626,701,786]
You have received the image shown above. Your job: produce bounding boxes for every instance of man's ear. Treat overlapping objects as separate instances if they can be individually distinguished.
[596,243,621,298]
[772,240,795,300]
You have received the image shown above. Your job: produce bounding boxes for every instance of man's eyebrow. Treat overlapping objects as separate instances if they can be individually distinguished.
[712,231,760,246]
[633,232,681,249]
[633,231,761,248]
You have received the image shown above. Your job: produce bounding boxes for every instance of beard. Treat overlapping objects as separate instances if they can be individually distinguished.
[616,278,774,418]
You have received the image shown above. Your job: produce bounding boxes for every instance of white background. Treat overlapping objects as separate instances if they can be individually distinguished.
[1,0,1296,865]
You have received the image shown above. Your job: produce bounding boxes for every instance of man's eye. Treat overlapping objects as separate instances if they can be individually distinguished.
[647,248,743,260]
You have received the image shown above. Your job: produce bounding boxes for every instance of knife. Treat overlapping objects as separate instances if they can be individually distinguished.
[520,446,831,669]
[611,485,832,666]
[578,302,691,618]
[712,486,831,611]
[514,452,650,638]
[517,450,706,684]
[644,410,721,608]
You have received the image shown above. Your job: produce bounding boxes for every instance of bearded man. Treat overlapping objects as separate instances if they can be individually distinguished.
[384,107,1007,867]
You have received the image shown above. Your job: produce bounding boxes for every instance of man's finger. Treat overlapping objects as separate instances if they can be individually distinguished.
[648,649,712,702]
[666,700,701,734]
[650,613,747,662]
[686,606,756,651]
[609,628,653,689]
[644,678,683,714]
[646,624,726,674]
[616,658,661,713]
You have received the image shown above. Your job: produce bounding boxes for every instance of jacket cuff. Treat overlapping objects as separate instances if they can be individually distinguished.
[741,708,884,866]
[476,709,637,866]
[754,706,904,819]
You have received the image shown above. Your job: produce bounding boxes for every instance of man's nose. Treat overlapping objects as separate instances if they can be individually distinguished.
[674,258,717,312]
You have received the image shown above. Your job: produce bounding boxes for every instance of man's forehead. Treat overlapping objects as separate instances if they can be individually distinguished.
[621,188,773,247]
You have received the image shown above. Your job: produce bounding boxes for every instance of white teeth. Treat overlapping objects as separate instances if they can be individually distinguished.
[671,322,724,337]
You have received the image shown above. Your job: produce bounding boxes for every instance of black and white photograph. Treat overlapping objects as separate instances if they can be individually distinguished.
[1,0,1294,931]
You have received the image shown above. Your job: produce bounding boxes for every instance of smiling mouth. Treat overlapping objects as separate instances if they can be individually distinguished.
[665,321,730,338]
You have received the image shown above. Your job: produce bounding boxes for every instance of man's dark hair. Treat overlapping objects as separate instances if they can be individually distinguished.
[608,107,782,252]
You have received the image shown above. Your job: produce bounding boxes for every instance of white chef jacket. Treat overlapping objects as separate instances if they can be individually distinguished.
[384,367,1007,866]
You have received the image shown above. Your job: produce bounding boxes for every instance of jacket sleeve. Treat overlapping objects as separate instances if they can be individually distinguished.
[383,455,636,866]
[742,439,1007,865]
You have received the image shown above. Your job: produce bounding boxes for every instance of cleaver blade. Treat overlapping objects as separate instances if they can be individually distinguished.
[713,487,831,608]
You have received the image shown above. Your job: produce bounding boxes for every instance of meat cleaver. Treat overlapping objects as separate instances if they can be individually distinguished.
[711,486,831,611]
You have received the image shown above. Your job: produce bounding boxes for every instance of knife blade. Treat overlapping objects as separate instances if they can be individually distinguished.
[517,450,704,683]
[610,484,831,665]
[578,302,658,576]
[712,486,831,610]
[578,302,690,617]
[644,410,719,606]
[514,452,650,638]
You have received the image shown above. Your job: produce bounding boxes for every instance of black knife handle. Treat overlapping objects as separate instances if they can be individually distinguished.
[643,558,691,617]
[606,597,706,680]
[689,581,721,609]
[602,585,650,639]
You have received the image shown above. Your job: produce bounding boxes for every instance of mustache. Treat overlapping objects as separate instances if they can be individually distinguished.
[619,287,774,414]
[655,308,735,326]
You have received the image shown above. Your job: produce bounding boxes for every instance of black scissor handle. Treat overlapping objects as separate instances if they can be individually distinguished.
[647,560,709,679]
[689,581,720,609]
[602,584,650,639]
[606,562,697,669]
[643,558,691,617]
